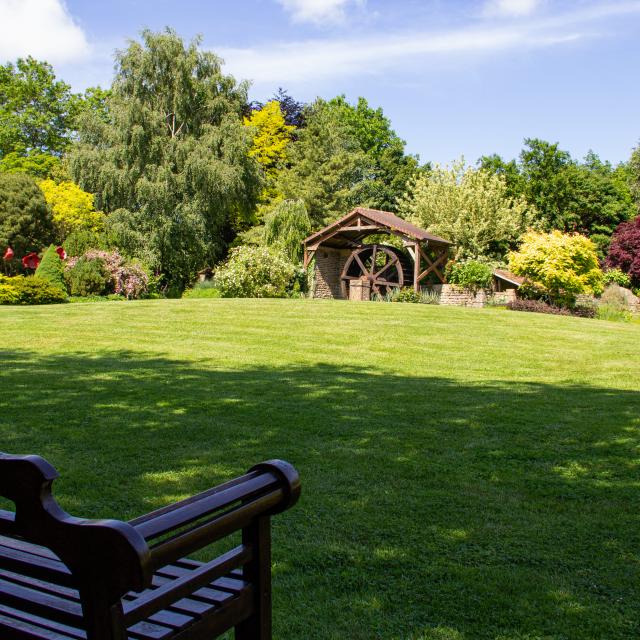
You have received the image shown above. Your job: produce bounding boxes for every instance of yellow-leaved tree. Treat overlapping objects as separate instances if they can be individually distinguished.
[508,230,604,304]
[39,179,105,240]
[244,100,295,213]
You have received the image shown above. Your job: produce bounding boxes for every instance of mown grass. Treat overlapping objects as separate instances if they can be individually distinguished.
[0,299,639,639]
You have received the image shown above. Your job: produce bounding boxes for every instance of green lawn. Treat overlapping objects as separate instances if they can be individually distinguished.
[1,299,639,639]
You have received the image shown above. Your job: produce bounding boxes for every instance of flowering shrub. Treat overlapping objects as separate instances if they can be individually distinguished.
[65,250,149,299]
[214,246,297,298]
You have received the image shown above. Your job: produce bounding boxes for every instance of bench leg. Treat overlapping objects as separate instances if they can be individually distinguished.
[235,516,271,640]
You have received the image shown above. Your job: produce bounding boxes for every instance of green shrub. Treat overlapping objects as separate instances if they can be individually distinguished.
[0,275,66,304]
[35,245,67,292]
[183,281,223,299]
[446,260,493,291]
[0,278,19,304]
[603,268,631,288]
[596,303,632,322]
[419,289,441,304]
[64,228,107,256]
[214,246,297,298]
[393,287,421,303]
[64,256,111,296]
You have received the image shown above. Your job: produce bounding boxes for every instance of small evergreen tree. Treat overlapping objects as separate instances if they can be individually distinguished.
[0,173,55,273]
[35,244,66,292]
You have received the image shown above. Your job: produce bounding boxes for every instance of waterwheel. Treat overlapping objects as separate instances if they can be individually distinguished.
[340,244,414,298]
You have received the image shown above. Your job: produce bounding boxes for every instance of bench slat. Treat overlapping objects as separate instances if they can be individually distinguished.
[0,604,84,640]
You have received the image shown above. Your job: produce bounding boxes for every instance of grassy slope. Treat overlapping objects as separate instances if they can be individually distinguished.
[0,299,639,639]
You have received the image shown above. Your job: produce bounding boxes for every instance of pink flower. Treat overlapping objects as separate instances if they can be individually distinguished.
[2,247,14,261]
[55,246,67,260]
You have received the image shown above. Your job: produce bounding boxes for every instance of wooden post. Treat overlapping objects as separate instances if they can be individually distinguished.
[413,242,420,293]
[236,516,272,640]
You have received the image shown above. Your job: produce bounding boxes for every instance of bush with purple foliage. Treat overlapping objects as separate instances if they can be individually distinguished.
[606,216,640,286]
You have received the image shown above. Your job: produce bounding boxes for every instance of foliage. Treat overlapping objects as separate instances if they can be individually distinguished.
[0,172,54,272]
[0,57,78,161]
[506,298,573,316]
[480,141,635,236]
[272,88,306,128]
[628,141,640,211]
[0,151,64,179]
[35,245,66,292]
[65,250,148,299]
[605,215,640,285]
[262,199,311,262]
[445,260,493,291]
[244,100,294,209]
[64,228,109,257]
[399,159,533,260]
[39,179,104,239]
[275,99,374,227]
[596,303,632,322]
[214,245,296,298]
[508,230,604,305]
[182,280,222,299]
[323,95,420,213]
[603,268,631,288]
[0,274,66,304]
[64,256,111,297]
[419,289,441,304]
[68,29,262,289]
[392,287,421,303]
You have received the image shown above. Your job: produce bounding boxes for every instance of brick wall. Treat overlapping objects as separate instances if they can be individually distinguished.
[313,248,350,299]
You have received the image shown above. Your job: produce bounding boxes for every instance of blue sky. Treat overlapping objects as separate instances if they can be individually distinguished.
[1,0,639,166]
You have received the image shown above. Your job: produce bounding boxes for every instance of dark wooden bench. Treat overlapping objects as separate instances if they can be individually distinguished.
[0,453,301,640]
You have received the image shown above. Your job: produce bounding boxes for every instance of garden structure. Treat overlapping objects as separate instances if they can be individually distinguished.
[302,208,452,300]
[0,453,300,640]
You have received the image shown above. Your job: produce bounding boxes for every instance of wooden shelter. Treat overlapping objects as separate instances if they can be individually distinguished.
[302,208,452,300]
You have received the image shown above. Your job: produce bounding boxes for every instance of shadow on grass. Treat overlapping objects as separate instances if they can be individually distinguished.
[0,349,639,639]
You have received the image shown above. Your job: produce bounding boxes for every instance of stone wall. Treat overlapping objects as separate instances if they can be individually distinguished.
[313,248,350,299]
[429,284,488,307]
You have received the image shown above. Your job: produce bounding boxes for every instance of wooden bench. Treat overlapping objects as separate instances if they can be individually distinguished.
[0,453,301,640]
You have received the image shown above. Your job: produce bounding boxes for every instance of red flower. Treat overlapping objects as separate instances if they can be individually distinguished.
[22,252,40,270]
[55,246,67,260]
[2,247,14,261]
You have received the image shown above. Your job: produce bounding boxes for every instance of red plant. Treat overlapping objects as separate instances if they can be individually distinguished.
[2,247,14,261]
[21,252,40,270]
[55,246,67,260]
[606,215,640,285]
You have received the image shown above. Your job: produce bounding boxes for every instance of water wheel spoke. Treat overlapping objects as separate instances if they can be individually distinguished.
[373,257,397,279]
[371,245,378,271]
[354,253,370,276]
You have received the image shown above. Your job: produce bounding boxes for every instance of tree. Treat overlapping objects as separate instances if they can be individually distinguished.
[263,199,311,263]
[68,29,262,288]
[275,99,374,227]
[0,173,54,273]
[324,96,420,212]
[509,230,604,304]
[244,100,294,209]
[39,179,105,240]
[630,143,640,211]
[35,244,66,291]
[480,141,635,240]
[0,57,78,170]
[398,159,533,261]
[272,88,306,128]
[605,216,640,286]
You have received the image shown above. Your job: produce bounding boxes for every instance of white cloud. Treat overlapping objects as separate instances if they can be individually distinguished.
[277,0,364,24]
[484,0,542,17]
[0,0,89,64]
[217,1,640,87]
